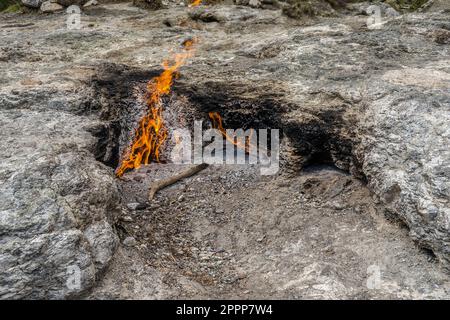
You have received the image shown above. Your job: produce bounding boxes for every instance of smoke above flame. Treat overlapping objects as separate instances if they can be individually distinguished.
[116,39,197,177]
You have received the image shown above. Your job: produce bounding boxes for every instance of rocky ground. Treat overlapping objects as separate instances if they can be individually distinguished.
[0,1,449,299]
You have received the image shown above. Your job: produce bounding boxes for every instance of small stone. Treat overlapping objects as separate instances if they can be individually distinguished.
[40,1,64,13]
[123,236,137,247]
[248,0,261,8]
[83,0,98,7]
[20,79,43,86]
[127,202,140,210]
[163,18,177,27]
[330,201,345,210]
[121,215,133,222]
[21,0,42,8]
[257,235,266,242]
[385,7,400,18]
[126,202,148,210]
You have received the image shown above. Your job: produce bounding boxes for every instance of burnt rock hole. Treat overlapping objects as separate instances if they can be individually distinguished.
[175,82,286,131]
[174,81,289,157]
[420,247,437,261]
[90,66,362,178]
[284,109,356,173]
[178,83,360,175]
[89,64,164,169]
[85,121,121,168]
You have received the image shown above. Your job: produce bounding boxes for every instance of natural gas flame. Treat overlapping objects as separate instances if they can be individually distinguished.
[190,0,202,7]
[116,39,197,177]
[209,112,255,153]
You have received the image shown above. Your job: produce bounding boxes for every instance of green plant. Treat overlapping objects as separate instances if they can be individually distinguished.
[1,0,22,13]
[3,3,22,12]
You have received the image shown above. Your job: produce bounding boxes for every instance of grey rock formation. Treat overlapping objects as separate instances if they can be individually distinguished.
[356,77,450,266]
[0,68,120,298]
[21,0,43,8]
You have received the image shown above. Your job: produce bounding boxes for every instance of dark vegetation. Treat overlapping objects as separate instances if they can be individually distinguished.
[281,0,430,19]
[0,0,22,12]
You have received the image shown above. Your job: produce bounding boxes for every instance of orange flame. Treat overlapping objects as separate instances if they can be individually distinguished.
[116,40,197,177]
[190,0,202,6]
[209,112,255,153]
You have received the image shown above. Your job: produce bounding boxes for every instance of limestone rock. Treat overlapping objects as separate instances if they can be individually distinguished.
[40,1,64,12]
[0,78,121,299]
[83,0,98,7]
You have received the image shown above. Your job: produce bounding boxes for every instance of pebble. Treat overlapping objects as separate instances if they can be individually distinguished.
[126,202,148,210]
[257,235,266,242]
[121,215,133,222]
[123,236,137,247]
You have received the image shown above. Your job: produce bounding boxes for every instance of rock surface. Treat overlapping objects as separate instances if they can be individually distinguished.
[21,0,43,8]
[0,2,449,298]
[40,1,64,12]
[83,0,98,7]
[56,0,88,6]
[0,17,121,298]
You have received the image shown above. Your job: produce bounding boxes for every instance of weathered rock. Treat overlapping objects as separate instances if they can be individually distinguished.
[348,1,401,17]
[133,0,163,10]
[84,221,118,271]
[83,0,98,7]
[188,6,258,22]
[355,75,450,266]
[431,28,450,45]
[282,0,335,18]
[0,67,121,298]
[21,0,43,8]
[123,236,137,247]
[40,1,64,12]
[56,0,87,7]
